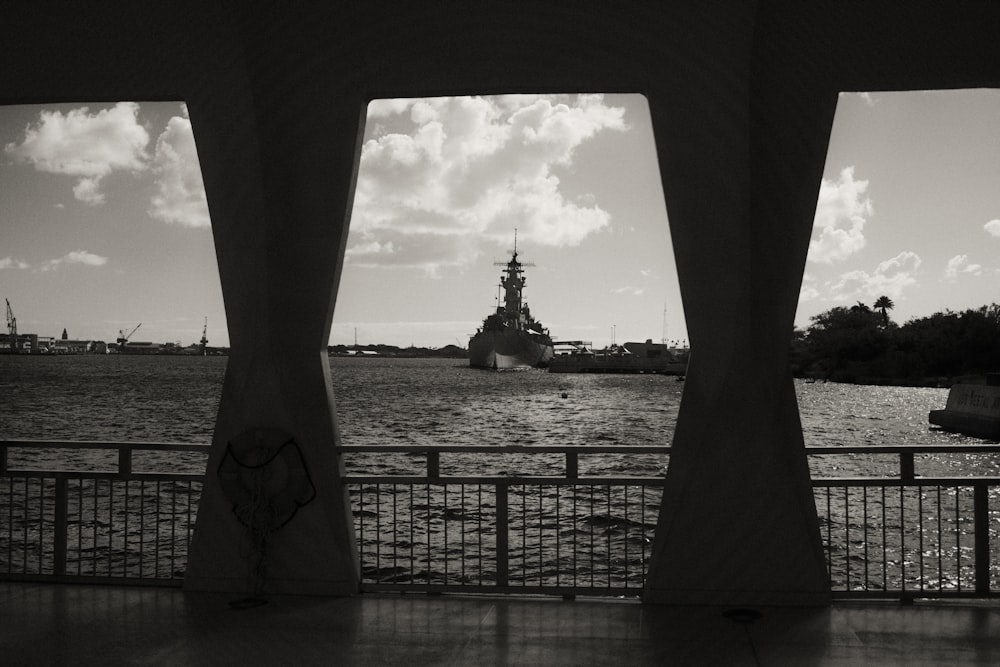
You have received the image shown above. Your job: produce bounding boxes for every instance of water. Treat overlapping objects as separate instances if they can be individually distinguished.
[6,355,976,477]
[1,354,224,473]
[0,354,224,442]
[0,354,973,453]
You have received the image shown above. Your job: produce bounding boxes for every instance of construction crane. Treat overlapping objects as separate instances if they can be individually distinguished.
[199,317,208,356]
[5,299,17,353]
[116,323,141,351]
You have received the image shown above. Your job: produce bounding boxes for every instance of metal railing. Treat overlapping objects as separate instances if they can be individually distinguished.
[0,440,205,586]
[2,440,999,601]
[340,445,666,596]
[809,445,1000,601]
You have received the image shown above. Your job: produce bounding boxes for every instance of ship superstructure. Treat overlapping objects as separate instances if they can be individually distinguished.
[468,237,554,370]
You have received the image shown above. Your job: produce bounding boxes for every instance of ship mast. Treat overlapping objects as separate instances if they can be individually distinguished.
[662,302,668,345]
[494,229,534,327]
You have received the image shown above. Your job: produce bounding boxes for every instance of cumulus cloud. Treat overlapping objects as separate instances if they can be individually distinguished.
[0,257,30,270]
[944,254,983,280]
[4,102,210,228]
[798,284,821,303]
[345,240,396,262]
[367,98,418,118]
[609,286,644,296]
[798,273,820,303]
[40,250,109,272]
[350,94,628,271]
[985,219,1000,238]
[73,177,106,205]
[147,109,211,228]
[808,167,873,264]
[4,102,149,205]
[830,251,921,301]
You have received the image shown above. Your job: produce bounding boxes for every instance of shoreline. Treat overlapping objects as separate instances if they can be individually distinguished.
[795,373,988,389]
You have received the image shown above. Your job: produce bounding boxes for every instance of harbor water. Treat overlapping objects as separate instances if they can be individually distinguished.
[0,355,973,455]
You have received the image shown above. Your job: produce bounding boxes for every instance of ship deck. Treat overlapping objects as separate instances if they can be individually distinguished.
[3,583,999,665]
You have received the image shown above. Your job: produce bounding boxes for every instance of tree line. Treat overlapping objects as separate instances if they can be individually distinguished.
[791,298,1000,386]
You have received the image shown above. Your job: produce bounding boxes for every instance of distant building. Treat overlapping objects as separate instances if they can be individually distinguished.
[0,333,40,352]
[51,339,99,354]
[0,333,108,354]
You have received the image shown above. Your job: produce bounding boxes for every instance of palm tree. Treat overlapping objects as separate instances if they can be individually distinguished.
[873,295,895,327]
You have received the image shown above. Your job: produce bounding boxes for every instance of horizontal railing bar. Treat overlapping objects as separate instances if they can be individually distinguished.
[1,470,204,481]
[805,444,1000,454]
[0,573,184,587]
[346,475,665,486]
[1,440,210,452]
[5,440,1000,455]
[348,475,1000,486]
[3,440,669,455]
[812,477,1000,487]
[345,444,1000,454]
[339,444,670,454]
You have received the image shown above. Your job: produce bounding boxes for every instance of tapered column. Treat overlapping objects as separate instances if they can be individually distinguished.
[644,6,833,605]
[183,9,362,594]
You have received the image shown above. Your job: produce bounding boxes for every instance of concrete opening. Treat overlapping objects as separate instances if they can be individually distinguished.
[0,100,227,455]
[794,89,1000,595]
[330,93,687,594]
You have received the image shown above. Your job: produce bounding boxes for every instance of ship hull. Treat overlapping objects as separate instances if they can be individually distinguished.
[468,329,553,370]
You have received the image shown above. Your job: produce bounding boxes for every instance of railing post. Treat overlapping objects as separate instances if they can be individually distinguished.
[974,482,990,596]
[54,478,67,576]
[900,451,915,483]
[566,452,578,479]
[0,443,7,475]
[495,481,509,587]
[427,451,440,479]
[118,446,132,477]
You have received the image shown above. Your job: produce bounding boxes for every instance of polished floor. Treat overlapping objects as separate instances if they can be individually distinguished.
[2,583,999,665]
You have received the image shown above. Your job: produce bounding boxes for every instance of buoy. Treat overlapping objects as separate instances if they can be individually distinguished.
[561,392,568,399]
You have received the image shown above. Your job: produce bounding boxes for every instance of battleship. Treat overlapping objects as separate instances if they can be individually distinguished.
[468,239,554,370]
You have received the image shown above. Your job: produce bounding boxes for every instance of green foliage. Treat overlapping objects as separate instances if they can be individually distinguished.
[794,303,1000,384]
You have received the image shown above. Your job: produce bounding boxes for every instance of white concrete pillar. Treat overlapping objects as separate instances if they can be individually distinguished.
[182,11,362,594]
[644,19,834,603]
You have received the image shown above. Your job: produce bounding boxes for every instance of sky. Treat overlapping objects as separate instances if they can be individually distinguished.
[335,94,679,348]
[1,90,998,349]
[0,101,220,347]
[799,89,1000,328]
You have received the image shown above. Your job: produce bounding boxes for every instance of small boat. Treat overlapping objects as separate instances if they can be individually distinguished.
[928,374,1000,440]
